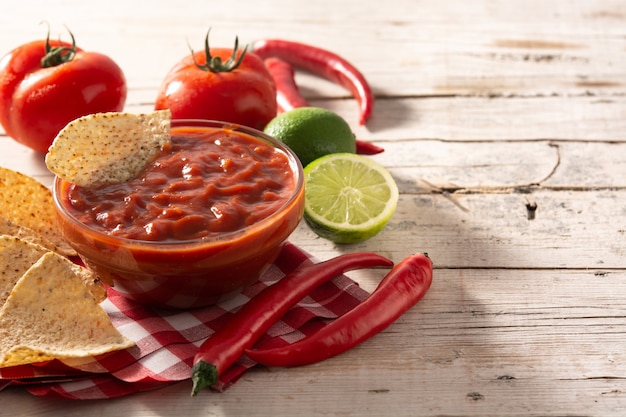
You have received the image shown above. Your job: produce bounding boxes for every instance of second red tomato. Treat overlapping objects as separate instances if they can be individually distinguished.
[155,35,277,131]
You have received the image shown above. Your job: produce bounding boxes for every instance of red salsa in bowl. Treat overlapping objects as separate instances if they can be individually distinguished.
[54,120,304,309]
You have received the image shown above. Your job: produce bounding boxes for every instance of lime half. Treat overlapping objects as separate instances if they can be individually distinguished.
[303,153,399,244]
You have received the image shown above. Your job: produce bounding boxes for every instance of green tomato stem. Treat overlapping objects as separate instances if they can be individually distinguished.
[41,23,77,68]
[190,28,247,73]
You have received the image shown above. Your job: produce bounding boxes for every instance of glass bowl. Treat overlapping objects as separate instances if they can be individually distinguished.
[53,120,304,309]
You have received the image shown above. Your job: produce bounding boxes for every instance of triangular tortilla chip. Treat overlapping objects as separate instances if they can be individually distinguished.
[0,167,75,256]
[0,252,133,368]
[0,215,73,257]
[0,235,105,306]
[45,110,172,187]
[0,235,48,308]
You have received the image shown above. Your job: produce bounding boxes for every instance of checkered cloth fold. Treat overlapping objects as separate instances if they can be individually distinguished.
[0,242,368,399]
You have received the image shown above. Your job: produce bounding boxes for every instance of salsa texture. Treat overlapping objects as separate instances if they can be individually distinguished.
[64,127,296,241]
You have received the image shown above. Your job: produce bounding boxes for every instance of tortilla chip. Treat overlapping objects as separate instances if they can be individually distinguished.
[45,110,172,187]
[0,215,74,257]
[0,252,133,368]
[69,257,108,305]
[0,235,105,306]
[0,235,48,309]
[0,167,75,256]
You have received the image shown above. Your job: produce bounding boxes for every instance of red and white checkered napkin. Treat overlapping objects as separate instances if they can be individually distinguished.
[0,242,368,399]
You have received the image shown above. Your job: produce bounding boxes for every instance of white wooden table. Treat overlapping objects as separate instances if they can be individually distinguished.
[1,0,625,415]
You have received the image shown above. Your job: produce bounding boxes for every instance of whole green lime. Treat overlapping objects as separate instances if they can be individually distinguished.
[263,107,356,167]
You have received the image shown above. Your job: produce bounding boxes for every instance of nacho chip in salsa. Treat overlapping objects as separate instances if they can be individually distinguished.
[45,110,172,187]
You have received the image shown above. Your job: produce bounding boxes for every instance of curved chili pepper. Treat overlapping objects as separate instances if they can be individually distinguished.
[263,57,308,113]
[245,253,432,368]
[263,56,384,155]
[252,39,374,125]
[190,252,393,396]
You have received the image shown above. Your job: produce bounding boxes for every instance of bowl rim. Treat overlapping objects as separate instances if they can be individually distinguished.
[52,119,304,249]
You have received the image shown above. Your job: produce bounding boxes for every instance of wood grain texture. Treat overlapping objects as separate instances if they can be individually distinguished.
[0,0,625,415]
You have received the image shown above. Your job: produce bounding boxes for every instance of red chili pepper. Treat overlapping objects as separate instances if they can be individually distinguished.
[263,57,308,114]
[252,39,374,125]
[262,56,384,155]
[190,252,393,396]
[245,253,432,368]
[355,139,385,155]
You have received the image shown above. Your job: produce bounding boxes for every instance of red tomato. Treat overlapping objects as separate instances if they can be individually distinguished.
[154,34,277,131]
[0,32,127,154]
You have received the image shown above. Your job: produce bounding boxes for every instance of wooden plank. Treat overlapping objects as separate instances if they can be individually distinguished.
[291,189,626,270]
[0,140,50,185]
[5,136,623,189]
[2,0,625,99]
[6,95,624,143]
[0,1,624,416]
[1,138,623,271]
[369,140,626,190]
[345,96,626,142]
[4,268,625,416]
[545,141,626,187]
[83,95,626,143]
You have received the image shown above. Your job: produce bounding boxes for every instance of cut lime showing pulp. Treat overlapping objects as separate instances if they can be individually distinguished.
[303,153,399,244]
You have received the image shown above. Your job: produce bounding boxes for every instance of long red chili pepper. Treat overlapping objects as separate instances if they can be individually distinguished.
[190,252,393,396]
[252,39,374,126]
[263,57,308,113]
[245,253,432,368]
[262,56,384,155]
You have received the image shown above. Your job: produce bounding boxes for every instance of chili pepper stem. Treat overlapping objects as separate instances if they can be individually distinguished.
[189,251,393,396]
[191,361,219,396]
